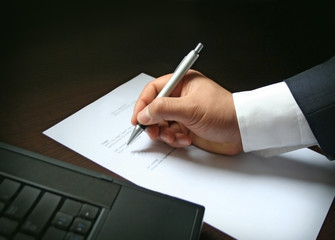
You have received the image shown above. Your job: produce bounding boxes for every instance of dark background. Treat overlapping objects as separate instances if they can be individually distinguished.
[1,0,334,239]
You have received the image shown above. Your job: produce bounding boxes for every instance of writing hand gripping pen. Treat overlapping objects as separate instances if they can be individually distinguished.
[127,43,204,145]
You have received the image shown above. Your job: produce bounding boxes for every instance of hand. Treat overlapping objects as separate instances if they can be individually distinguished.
[131,70,243,155]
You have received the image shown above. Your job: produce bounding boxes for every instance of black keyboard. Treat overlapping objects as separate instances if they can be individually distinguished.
[0,176,101,240]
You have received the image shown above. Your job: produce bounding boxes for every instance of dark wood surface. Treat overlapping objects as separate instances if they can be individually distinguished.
[1,1,334,239]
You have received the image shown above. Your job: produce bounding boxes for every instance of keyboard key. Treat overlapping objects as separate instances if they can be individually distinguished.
[65,232,84,240]
[52,212,73,229]
[0,179,21,202]
[5,186,40,219]
[0,217,18,237]
[22,192,61,235]
[71,217,92,235]
[60,199,82,216]
[79,203,99,220]
[42,227,66,240]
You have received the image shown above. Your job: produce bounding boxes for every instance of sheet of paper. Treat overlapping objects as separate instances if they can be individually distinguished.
[44,73,335,240]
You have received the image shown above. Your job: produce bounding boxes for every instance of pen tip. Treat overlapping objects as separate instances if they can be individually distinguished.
[127,124,146,146]
[127,134,134,145]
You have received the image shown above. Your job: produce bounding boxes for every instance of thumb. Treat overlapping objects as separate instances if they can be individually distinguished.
[137,97,190,125]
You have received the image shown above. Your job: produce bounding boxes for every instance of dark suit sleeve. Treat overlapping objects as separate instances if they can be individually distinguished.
[285,56,335,160]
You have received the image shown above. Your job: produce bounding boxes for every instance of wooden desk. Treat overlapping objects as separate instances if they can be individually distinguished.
[1,1,334,239]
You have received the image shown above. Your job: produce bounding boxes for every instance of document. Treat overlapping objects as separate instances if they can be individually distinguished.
[44,73,335,240]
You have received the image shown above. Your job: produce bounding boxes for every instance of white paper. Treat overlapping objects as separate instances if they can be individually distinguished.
[44,73,335,240]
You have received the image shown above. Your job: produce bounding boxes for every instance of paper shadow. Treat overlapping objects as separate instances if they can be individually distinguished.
[131,142,335,187]
[178,146,335,187]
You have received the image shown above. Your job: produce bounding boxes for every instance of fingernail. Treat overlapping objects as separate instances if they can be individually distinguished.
[177,137,191,146]
[160,131,171,143]
[137,107,151,124]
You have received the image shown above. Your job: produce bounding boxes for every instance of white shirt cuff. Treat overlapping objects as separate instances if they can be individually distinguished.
[232,82,318,157]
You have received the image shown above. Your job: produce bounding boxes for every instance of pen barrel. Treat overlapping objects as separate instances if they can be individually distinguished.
[157,50,199,98]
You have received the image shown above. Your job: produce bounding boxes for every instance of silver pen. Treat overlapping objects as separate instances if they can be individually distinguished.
[127,43,204,145]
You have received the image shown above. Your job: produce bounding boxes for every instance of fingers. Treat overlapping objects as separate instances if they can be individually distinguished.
[131,73,173,125]
[145,123,192,148]
[131,70,203,125]
[131,72,192,148]
[161,131,192,148]
[137,97,192,126]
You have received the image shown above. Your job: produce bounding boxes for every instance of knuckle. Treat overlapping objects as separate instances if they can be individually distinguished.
[152,98,168,114]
